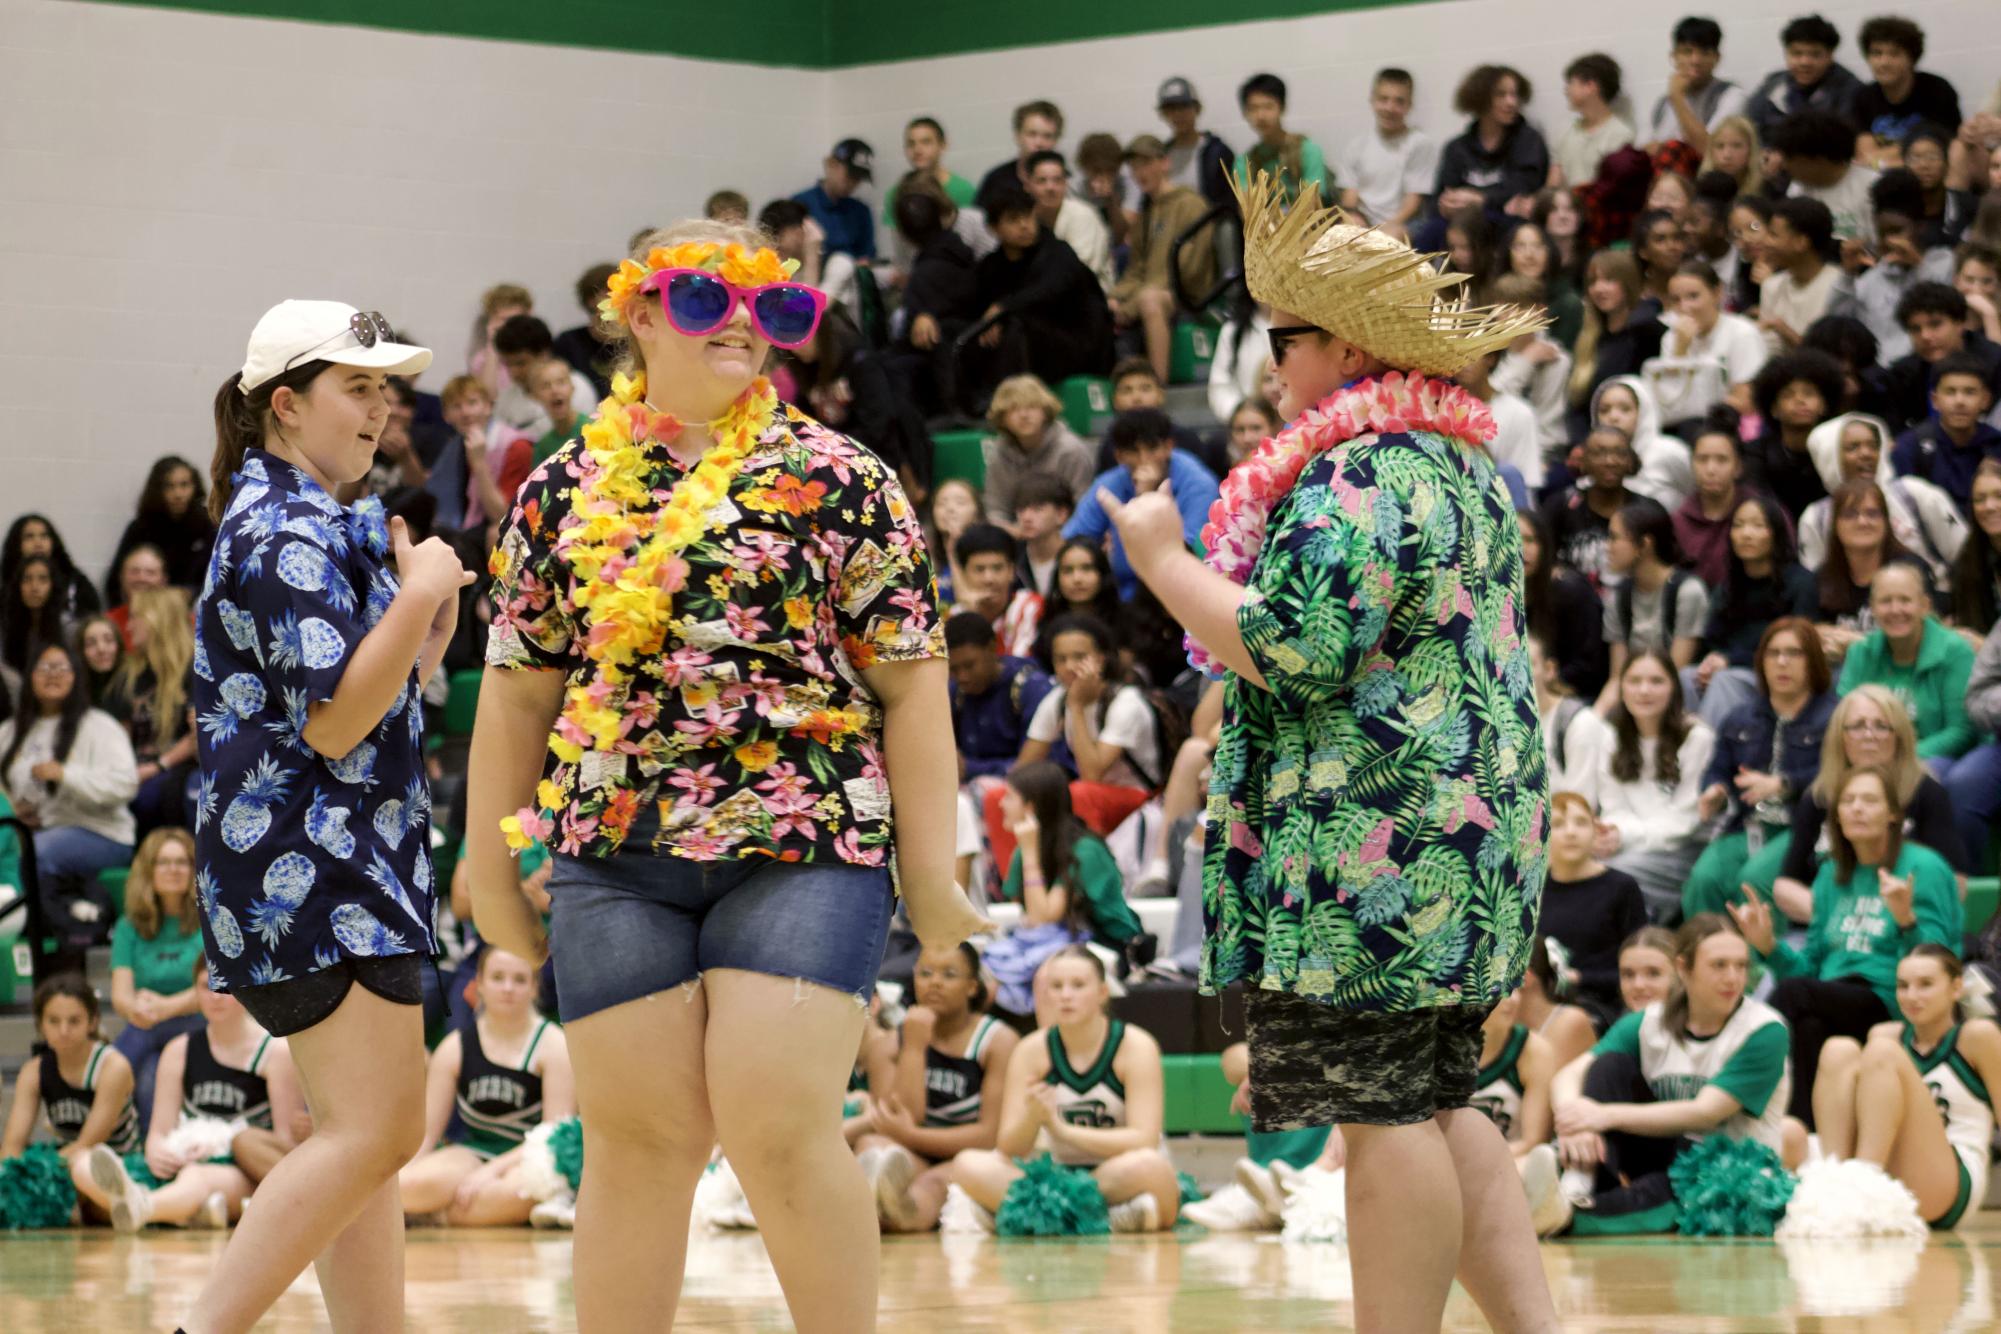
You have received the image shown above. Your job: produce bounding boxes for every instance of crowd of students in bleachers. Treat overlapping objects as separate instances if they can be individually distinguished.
[4,6,2001,1242]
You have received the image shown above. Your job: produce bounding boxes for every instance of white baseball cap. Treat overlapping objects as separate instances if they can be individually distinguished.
[239,299,432,394]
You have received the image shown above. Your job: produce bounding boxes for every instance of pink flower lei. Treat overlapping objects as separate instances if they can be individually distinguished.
[1187,371,1497,678]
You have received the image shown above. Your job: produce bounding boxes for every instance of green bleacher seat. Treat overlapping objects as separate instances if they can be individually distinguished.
[1966,877,1999,936]
[444,668,483,738]
[1168,319,1221,385]
[1058,376,1112,436]
[1161,1053,1238,1134]
[932,429,986,489]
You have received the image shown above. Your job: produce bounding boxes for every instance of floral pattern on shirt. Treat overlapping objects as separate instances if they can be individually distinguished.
[1201,431,1548,1012]
[192,452,438,994]
[487,403,942,862]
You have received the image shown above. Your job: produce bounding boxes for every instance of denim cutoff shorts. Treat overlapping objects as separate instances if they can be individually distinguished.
[545,853,894,1023]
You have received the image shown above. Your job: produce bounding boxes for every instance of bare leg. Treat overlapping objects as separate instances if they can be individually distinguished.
[183,984,427,1334]
[1343,1120,1463,1334]
[1856,1038,1964,1219]
[894,1163,952,1233]
[567,983,715,1334]
[1093,1148,1181,1227]
[1812,1037,1864,1159]
[396,1145,483,1215]
[230,1127,292,1185]
[946,1148,1023,1212]
[147,1165,253,1226]
[706,969,878,1334]
[1141,738,1213,877]
[1434,1107,1559,1334]
[316,1177,405,1334]
[1137,288,1175,384]
[442,1164,536,1227]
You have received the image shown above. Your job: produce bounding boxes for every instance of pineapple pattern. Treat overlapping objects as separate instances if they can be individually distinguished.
[191,451,438,995]
[1201,430,1548,1014]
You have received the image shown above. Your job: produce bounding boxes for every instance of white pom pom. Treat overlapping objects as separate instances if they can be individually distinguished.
[1278,1166,1348,1243]
[1775,1158,1927,1240]
[161,1116,245,1164]
[511,1122,568,1203]
[692,1157,758,1230]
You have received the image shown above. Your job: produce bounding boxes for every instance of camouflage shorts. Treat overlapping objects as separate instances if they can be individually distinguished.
[1244,990,1494,1131]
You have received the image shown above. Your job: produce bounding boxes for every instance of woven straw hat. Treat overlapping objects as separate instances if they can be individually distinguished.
[1233,171,1548,376]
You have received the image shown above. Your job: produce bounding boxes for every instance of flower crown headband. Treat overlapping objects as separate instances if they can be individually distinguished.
[599,241,800,324]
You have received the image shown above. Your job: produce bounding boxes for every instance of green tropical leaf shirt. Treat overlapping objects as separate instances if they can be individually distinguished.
[1200,429,1549,1013]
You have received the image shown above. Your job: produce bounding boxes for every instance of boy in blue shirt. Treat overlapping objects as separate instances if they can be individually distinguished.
[1065,407,1218,599]
[1892,351,2001,519]
[793,139,877,261]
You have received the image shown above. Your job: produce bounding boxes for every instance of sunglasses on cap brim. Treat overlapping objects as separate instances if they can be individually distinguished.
[639,269,828,350]
[285,311,398,373]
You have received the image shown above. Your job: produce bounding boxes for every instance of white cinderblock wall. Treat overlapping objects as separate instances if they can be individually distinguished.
[4,0,1999,578]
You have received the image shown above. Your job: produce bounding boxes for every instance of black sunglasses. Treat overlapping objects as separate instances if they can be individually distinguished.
[1266,324,1323,366]
[286,311,397,372]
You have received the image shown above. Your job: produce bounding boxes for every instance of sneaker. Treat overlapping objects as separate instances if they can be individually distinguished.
[1181,1182,1275,1232]
[1270,1160,1308,1197]
[529,1192,576,1230]
[872,1146,921,1232]
[189,1191,229,1231]
[88,1145,150,1233]
[1521,1145,1571,1238]
[1233,1159,1286,1220]
[939,1184,995,1234]
[1559,1167,1596,1210]
[1107,1194,1159,1234]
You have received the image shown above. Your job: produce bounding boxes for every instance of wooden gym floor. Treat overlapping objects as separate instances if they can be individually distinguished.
[1,1217,1998,1332]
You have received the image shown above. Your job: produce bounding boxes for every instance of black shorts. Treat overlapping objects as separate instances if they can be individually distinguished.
[230,955,425,1038]
[1244,989,1494,1130]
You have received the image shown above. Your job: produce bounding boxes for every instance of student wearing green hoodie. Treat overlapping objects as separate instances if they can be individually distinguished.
[1730,762,1961,1127]
[1836,560,1979,767]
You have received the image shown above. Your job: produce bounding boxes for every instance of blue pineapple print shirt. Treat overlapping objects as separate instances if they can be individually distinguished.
[191,450,438,994]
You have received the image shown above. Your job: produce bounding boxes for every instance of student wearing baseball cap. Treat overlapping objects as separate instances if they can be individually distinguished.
[793,137,877,262]
[1110,134,1220,383]
[182,299,470,1330]
[1155,76,1236,206]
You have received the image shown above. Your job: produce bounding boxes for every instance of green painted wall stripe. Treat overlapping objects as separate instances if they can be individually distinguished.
[97,0,1424,69]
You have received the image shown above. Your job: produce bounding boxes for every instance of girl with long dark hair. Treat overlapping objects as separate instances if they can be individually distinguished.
[1690,494,1819,726]
[1,513,100,623]
[2,554,71,683]
[1949,458,2001,643]
[1596,497,1706,712]
[1815,479,1915,664]
[1518,508,1606,700]
[107,454,215,595]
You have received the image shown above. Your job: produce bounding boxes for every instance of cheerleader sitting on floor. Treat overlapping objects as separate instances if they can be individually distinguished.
[398,948,572,1225]
[945,946,1179,1232]
[1,976,139,1224]
[858,943,1020,1232]
[82,955,306,1231]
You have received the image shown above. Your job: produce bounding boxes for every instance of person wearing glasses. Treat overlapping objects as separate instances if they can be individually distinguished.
[470,220,984,1332]
[179,300,468,1334]
[1098,172,1559,1332]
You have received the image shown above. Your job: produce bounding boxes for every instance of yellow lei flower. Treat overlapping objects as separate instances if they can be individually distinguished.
[502,366,778,850]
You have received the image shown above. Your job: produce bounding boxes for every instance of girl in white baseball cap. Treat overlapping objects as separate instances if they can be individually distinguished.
[172,301,470,1334]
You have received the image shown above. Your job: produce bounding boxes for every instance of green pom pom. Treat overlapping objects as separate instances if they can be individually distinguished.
[549,1117,584,1192]
[0,1145,79,1230]
[122,1153,162,1191]
[1177,1170,1203,1206]
[996,1154,1109,1237]
[1669,1135,1794,1237]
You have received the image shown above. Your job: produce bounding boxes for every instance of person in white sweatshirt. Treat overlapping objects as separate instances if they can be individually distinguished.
[1489,275,1574,469]
[0,641,140,927]
[1565,647,1715,921]
[1592,375,1694,510]
[1796,412,1965,588]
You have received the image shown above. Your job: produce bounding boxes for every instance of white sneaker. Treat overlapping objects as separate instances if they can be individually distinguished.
[189,1190,229,1231]
[1559,1167,1595,1209]
[1521,1145,1571,1238]
[872,1146,921,1232]
[1107,1194,1159,1233]
[939,1183,995,1234]
[529,1192,576,1230]
[1233,1158,1286,1220]
[88,1145,150,1233]
[1270,1159,1308,1197]
[1181,1182,1275,1232]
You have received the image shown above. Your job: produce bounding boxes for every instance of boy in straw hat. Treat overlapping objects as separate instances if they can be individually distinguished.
[1099,173,1561,1331]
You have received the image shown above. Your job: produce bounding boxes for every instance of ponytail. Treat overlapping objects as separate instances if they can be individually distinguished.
[210,360,333,522]
[211,373,260,524]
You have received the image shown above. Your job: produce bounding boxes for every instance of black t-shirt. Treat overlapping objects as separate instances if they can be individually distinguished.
[1537,868,1649,1010]
[1740,431,1829,520]
[1779,773,1971,882]
[1848,72,1962,146]
[1541,490,1618,592]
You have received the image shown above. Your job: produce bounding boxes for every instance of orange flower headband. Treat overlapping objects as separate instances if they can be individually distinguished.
[599,241,798,324]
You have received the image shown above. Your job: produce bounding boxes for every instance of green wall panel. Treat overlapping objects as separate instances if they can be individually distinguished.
[98,0,1424,68]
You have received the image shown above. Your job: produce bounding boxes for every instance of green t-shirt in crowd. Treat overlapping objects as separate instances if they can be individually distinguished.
[1001,834,1141,944]
[1765,842,1962,1013]
[882,171,978,227]
[110,913,207,996]
[533,415,589,467]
